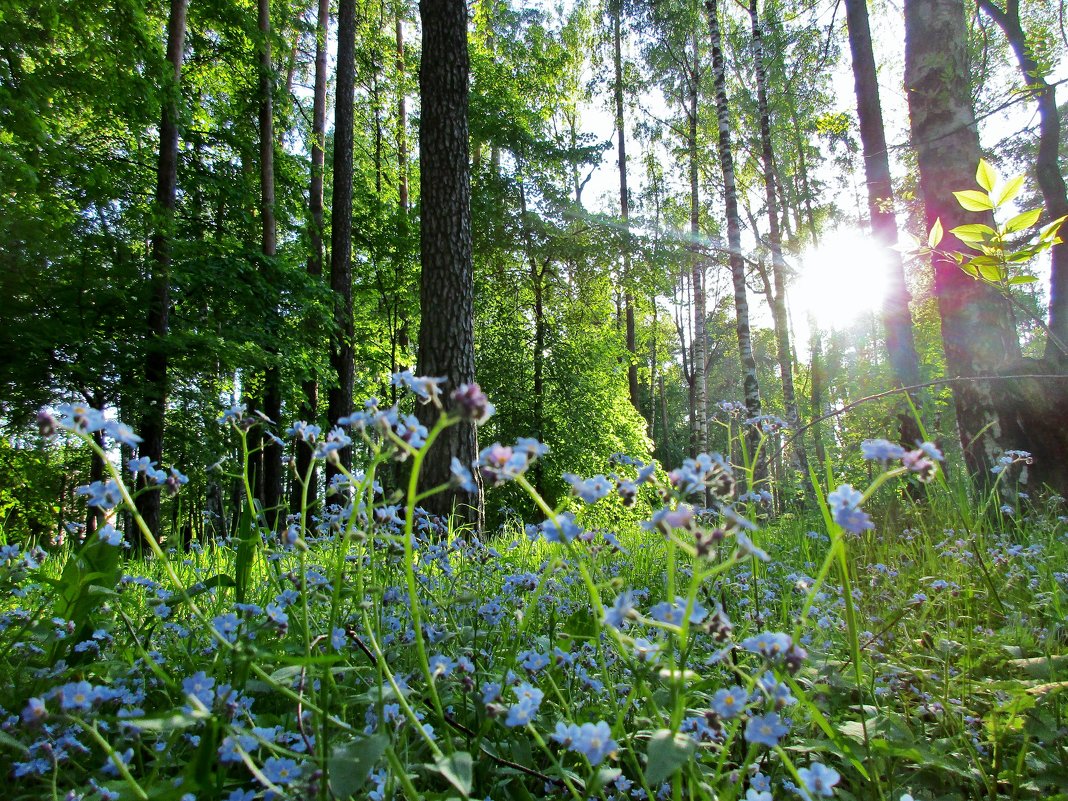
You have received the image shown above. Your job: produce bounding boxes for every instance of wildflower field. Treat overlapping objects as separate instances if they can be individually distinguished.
[1,382,1066,801]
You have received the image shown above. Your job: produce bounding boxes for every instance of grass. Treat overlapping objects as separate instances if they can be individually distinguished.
[0,400,1066,801]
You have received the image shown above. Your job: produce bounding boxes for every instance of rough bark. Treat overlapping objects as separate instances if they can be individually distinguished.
[748,0,810,493]
[612,0,641,417]
[292,0,331,514]
[416,0,481,526]
[327,0,357,491]
[844,0,924,446]
[137,0,188,540]
[258,0,283,525]
[904,0,1024,482]
[977,0,1068,364]
[706,0,762,448]
[688,82,708,456]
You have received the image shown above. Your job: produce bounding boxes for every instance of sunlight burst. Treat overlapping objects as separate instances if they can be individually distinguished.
[791,227,890,333]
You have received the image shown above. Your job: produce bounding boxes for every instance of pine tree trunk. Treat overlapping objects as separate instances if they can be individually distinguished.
[416,0,481,526]
[258,0,283,525]
[292,0,330,514]
[613,0,641,418]
[978,0,1068,364]
[137,0,188,542]
[748,0,809,494]
[327,0,357,491]
[904,0,1022,482]
[688,82,708,456]
[845,0,924,446]
[706,0,762,451]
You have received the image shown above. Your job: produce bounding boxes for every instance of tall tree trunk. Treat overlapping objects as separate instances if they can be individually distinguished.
[706,0,762,455]
[904,0,1022,481]
[327,0,357,492]
[748,0,810,494]
[258,0,283,525]
[397,12,409,215]
[978,0,1068,364]
[808,318,827,467]
[292,0,331,515]
[137,0,188,541]
[845,0,924,446]
[688,81,708,456]
[416,0,481,526]
[613,0,641,418]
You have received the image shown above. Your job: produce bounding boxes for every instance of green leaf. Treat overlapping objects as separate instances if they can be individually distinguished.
[329,735,389,799]
[954,190,994,211]
[1040,215,1068,242]
[976,159,998,192]
[433,751,473,797]
[928,218,943,248]
[121,709,210,732]
[992,175,1025,206]
[1008,275,1040,284]
[645,729,694,786]
[949,223,996,244]
[1004,208,1042,233]
[978,262,1004,282]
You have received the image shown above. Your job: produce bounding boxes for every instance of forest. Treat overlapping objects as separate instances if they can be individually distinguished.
[1,0,1068,798]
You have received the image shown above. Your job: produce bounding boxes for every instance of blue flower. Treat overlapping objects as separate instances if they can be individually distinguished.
[182,671,216,706]
[571,721,617,765]
[711,686,748,719]
[105,419,142,447]
[603,591,637,629]
[95,523,124,547]
[76,480,122,510]
[827,484,874,534]
[331,627,347,651]
[391,370,447,403]
[536,513,583,544]
[505,683,544,727]
[741,632,792,660]
[649,596,707,627]
[551,721,582,746]
[262,756,302,785]
[450,458,478,493]
[861,439,905,461]
[798,762,841,797]
[520,650,550,672]
[744,712,789,747]
[59,681,95,712]
[212,613,241,643]
[563,474,613,504]
[429,655,457,678]
[21,697,47,725]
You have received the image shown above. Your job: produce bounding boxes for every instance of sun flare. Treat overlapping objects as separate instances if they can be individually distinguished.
[790,227,891,334]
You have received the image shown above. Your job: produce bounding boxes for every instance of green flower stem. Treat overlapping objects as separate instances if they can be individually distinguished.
[360,608,445,760]
[525,723,584,801]
[73,718,148,801]
[401,414,452,730]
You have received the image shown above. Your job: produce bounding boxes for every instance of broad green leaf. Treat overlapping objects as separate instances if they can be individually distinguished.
[949,223,996,244]
[433,751,473,797]
[928,218,943,248]
[976,159,998,192]
[645,729,694,785]
[330,735,389,798]
[992,175,1025,206]
[1040,215,1068,242]
[1008,275,1039,284]
[954,190,994,211]
[978,262,1004,282]
[1004,208,1042,233]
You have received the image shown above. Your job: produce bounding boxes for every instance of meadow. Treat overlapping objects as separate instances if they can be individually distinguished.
[1,382,1066,801]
